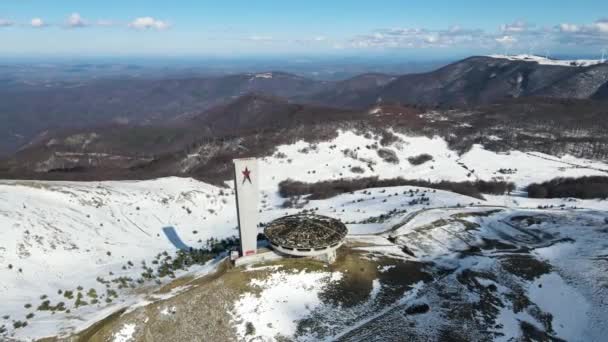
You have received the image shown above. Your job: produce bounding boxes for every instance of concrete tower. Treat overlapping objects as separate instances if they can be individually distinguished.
[233,158,259,257]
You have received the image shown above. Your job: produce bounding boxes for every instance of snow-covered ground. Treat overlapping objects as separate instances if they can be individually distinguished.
[229,207,608,341]
[259,131,607,189]
[383,208,608,342]
[231,269,343,340]
[0,178,237,340]
[488,54,606,67]
[1,130,608,340]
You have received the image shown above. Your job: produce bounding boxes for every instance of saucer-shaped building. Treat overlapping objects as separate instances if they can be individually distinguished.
[264,213,347,257]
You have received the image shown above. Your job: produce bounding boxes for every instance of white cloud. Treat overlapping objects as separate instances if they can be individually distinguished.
[425,34,439,43]
[129,17,170,30]
[495,35,517,45]
[592,18,608,33]
[559,23,580,33]
[0,18,13,27]
[66,13,86,28]
[248,35,275,42]
[293,36,331,44]
[238,35,331,45]
[500,20,529,33]
[553,18,608,46]
[348,17,608,51]
[350,27,488,49]
[559,19,608,34]
[30,18,46,28]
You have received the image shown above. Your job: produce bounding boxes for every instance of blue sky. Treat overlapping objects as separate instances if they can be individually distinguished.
[1,0,607,57]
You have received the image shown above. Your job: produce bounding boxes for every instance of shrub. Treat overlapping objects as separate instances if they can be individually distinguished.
[53,302,66,311]
[245,322,256,335]
[377,148,399,164]
[405,303,430,315]
[527,184,548,198]
[407,153,433,166]
[527,176,608,199]
[350,166,365,174]
[37,300,51,311]
[75,293,88,308]
[278,177,515,200]
[86,289,98,299]
[379,130,399,146]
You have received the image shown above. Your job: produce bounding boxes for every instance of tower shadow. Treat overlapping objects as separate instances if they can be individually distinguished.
[162,226,190,251]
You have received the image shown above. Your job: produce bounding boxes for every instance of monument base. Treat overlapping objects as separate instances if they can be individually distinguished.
[312,249,337,263]
[233,249,283,267]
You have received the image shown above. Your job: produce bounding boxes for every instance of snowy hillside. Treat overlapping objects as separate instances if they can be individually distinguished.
[0,178,238,339]
[227,208,608,341]
[488,54,606,67]
[2,130,608,340]
[259,130,607,188]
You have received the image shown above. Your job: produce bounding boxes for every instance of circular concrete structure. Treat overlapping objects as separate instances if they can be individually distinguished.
[264,213,347,257]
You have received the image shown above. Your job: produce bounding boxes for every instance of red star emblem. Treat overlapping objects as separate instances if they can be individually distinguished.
[242,167,252,184]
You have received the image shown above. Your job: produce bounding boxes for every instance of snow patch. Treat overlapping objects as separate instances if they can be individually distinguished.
[160,306,177,316]
[488,54,605,67]
[528,272,591,341]
[231,270,342,340]
[113,323,136,342]
[379,265,396,273]
[255,73,273,79]
[493,307,543,342]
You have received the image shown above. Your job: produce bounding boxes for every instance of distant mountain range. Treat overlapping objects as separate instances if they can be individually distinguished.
[326,55,608,108]
[1,55,607,180]
[0,71,331,156]
[186,92,363,133]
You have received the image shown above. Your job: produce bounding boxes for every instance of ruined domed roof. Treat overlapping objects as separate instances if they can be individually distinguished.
[264,213,347,250]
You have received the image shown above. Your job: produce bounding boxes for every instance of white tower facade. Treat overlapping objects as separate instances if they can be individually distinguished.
[233,158,259,257]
